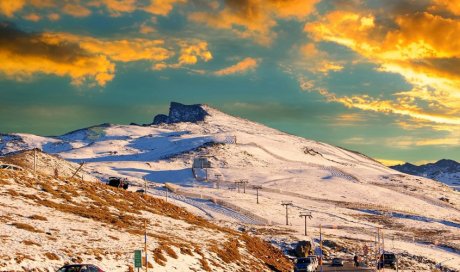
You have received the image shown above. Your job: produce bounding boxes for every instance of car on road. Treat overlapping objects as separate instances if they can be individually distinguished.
[331,257,344,266]
[306,255,318,269]
[294,257,316,272]
[377,252,398,269]
[57,264,104,272]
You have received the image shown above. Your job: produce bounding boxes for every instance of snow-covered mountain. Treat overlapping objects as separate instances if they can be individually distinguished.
[1,102,460,271]
[391,160,460,190]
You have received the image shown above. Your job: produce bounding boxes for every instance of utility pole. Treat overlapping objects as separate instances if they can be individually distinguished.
[240,179,248,193]
[214,174,221,189]
[320,224,323,272]
[382,229,385,272]
[33,149,37,174]
[281,201,293,225]
[253,185,262,204]
[377,228,381,271]
[144,219,148,272]
[235,181,241,193]
[299,211,312,236]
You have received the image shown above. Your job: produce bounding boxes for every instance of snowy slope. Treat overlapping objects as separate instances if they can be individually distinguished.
[1,102,459,270]
[0,151,292,272]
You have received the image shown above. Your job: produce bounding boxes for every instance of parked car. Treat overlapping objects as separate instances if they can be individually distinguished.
[306,255,318,269]
[377,252,398,269]
[107,177,129,190]
[331,257,344,266]
[294,257,316,272]
[57,264,104,272]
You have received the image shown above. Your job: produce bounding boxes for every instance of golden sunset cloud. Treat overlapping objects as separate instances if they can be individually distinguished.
[189,0,320,45]
[0,0,186,18]
[304,6,460,132]
[214,57,259,76]
[0,23,213,86]
[0,0,25,17]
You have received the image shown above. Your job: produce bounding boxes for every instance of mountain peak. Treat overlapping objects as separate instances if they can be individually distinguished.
[152,102,210,125]
[390,159,460,186]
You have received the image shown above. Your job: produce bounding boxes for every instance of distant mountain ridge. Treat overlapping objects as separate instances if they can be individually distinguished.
[391,159,460,189]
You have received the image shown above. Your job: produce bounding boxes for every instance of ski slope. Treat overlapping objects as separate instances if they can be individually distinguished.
[1,103,459,270]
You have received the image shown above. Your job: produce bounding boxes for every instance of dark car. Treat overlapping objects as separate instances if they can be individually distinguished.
[107,177,129,190]
[294,257,315,272]
[331,257,344,267]
[377,253,398,269]
[57,264,104,272]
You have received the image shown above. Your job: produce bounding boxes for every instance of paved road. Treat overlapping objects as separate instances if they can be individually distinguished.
[317,262,375,271]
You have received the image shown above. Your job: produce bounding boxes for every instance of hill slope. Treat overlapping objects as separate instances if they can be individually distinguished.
[0,150,292,271]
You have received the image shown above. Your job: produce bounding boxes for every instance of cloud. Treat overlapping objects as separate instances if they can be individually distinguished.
[62,2,92,17]
[23,13,41,21]
[189,0,320,45]
[299,79,460,125]
[152,41,212,70]
[0,0,25,17]
[376,158,406,166]
[304,4,460,137]
[142,0,187,16]
[431,0,460,15]
[0,23,115,86]
[41,32,173,63]
[0,23,213,86]
[298,43,344,74]
[0,0,185,18]
[214,57,259,76]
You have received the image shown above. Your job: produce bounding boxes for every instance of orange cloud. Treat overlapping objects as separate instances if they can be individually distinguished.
[0,24,210,86]
[304,8,460,132]
[0,0,185,18]
[376,158,406,166]
[294,43,344,75]
[23,13,41,21]
[189,0,320,45]
[299,78,460,126]
[143,0,186,16]
[0,23,115,86]
[41,33,173,63]
[214,57,259,76]
[47,12,60,21]
[62,3,92,17]
[153,41,212,70]
[431,0,460,15]
[0,0,25,17]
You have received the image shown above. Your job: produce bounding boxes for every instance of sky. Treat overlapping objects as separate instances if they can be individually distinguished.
[0,0,459,165]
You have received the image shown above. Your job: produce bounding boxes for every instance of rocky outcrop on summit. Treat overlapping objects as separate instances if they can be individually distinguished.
[152,102,209,124]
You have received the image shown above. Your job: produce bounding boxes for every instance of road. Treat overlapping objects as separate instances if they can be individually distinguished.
[317,262,375,271]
